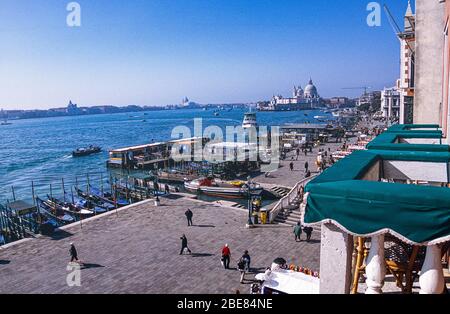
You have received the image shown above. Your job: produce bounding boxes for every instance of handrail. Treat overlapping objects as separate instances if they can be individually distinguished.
[269,175,317,223]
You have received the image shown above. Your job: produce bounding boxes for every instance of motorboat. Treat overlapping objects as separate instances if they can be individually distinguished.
[72,145,102,157]
[184,177,263,198]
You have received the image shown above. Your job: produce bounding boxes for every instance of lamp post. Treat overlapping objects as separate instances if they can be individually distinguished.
[246,176,254,228]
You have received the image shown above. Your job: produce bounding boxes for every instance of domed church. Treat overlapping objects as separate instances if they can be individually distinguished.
[268,78,322,111]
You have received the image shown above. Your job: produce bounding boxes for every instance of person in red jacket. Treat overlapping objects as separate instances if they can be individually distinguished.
[221,244,231,269]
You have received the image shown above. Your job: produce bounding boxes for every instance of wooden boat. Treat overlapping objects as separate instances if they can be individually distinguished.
[36,197,75,224]
[72,145,102,157]
[45,196,94,217]
[88,185,129,207]
[75,188,115,212]
[184,177,263,199]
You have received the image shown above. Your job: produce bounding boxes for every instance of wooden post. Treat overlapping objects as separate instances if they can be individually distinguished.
[62,178,66,202]
[31,181,36,207]
[11,186,16,201]
[86,173,90,195]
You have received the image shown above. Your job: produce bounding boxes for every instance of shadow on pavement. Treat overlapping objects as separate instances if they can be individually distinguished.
[81,263,105,270]
[191,253,215,258]
[0,260,11,265]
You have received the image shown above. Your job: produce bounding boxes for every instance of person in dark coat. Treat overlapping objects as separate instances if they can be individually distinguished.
[289,162,294,171]
[293,222,302,242]
[185,209,193,226]
[179,234,192,255]
[304,161,309,173]
[69,242,79,263]
[304,226,313,242]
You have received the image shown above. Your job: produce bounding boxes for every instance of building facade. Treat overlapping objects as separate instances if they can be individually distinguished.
[398,1,416,124]
[381,85,400,120]
[414,0,445,124]
[442,0,450,140]
[267,79,322,111]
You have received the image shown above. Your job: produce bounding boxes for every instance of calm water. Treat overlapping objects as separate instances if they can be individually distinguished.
[0,108,332,203]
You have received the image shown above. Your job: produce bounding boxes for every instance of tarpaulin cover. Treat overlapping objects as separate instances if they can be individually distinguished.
[303,150,450,245]
[366,132,449,152]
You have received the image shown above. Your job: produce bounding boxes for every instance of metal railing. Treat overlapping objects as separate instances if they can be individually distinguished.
[268,175,317,223]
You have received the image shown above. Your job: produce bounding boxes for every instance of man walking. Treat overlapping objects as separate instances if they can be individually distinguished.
[293,222,302,242]
[304,161,309,173]
[304,226,313,242]
[221,244,231,269]
[289,161,294,172]
[69,242,79,263]
[185,208,193,226]
[179,234,192,255]
[296,148,300,160]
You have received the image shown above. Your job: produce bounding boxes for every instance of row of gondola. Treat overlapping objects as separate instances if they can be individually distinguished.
[35,185,130,230]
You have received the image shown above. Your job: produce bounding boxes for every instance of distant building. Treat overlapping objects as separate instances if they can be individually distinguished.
[381,85,400,120]
[357,91,381,107]
[67,100,80,115]
[264,78,322,111]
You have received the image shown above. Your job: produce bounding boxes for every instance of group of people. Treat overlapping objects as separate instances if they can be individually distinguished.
[221,244,252,283]
[293,222,313,242]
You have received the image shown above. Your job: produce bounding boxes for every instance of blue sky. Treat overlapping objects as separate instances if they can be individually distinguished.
[0,0,413,109]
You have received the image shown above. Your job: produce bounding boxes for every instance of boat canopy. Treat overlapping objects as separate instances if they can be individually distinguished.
[302,149,450,245]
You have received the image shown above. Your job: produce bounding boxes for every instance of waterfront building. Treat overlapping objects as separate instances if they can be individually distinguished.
[398,0,416,124]
[441,0,450,141]
[265,79,322,111]
[381,85,400,120]
[414,0,445,125]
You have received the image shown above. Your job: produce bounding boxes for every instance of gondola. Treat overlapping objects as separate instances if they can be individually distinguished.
[45,195,94,218]
[74,188,114,212]
[88,185,129,207]
[36,197,75,225]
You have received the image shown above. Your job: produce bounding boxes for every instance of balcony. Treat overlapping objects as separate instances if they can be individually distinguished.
[301,128,450,294]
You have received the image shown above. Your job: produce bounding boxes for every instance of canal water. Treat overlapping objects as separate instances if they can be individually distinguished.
[0,108,333,203]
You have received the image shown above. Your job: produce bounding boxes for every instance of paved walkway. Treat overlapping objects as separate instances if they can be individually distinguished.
[0,196,320,294]
[252,137,358,188]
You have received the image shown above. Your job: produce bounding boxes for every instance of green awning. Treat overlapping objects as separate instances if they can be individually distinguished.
[366,132,448,152]
[303,150,450,245]
[386,124,441,133]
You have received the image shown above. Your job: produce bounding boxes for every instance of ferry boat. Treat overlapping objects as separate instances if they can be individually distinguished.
[242,112,258,129]
[184,177,263,198]
[72,145,102,157]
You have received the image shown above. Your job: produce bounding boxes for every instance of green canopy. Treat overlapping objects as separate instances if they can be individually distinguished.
[366,132,449,152]
[386,124,441,133]
[303,150,450,245]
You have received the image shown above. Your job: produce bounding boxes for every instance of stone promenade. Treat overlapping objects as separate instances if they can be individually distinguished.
[0,196,320,294]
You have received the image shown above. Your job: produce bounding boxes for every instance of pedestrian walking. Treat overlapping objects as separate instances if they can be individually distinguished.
[304,161,309,173]
[304,226,313,242]
[165,184,170,194]
[185,208,193,226]
[238,251,251,283]
[289,162,294,171]
[296,148,300,160]
[221,244,231,269]
[69,242,79,263]
[179,234,192,255]
[293,222,302,242]
[304,149,308,156]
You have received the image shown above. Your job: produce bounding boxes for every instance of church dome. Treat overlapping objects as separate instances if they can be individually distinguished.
[304,79,318,98]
